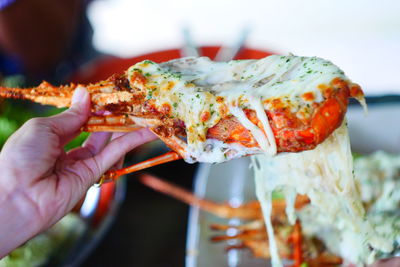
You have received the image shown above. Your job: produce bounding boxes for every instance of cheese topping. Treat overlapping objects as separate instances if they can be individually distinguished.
[127,55,348,163]
[126,55,395,265]
[253,122,394,266]
[298,151,400,265]
[127,56,385,266]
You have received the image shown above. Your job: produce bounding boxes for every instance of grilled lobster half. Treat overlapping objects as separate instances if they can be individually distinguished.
[0,55,364,181]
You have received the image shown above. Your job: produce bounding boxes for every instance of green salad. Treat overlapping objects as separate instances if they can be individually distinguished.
[0,214,85,267]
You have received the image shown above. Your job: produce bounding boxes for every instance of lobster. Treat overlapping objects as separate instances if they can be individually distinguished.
[0,55,364,182]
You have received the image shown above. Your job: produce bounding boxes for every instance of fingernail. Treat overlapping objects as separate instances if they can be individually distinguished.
[72,86,88,106]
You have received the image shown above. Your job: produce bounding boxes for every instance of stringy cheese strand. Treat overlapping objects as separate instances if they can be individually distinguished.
[230,106,272,153]
[252,122,393,266]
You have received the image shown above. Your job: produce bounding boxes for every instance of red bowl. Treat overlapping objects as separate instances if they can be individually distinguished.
[71,46,273,84]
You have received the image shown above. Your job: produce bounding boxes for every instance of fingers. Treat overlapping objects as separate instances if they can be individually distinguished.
[67,132,111,161]
[48,87,90,141]
[370,258,400,267]
[111,132,126,140]
[110,133,125,169]
[84,132,112,153]
[91,128,157,175]
[71,128,157,186]
[110,156,124,170]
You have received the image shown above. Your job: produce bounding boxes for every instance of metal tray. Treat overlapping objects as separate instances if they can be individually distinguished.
[186,96,400,267]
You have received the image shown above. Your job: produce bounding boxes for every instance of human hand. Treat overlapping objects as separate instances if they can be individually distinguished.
[0,87,156,257]
[370,257,400,267]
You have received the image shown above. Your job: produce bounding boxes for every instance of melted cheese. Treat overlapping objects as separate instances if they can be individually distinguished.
[127,55,348,163]
[253,122,394,266]
[298,152,400,265]
[127,55,390,266]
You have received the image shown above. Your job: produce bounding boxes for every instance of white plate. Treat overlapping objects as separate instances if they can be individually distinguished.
[186,97,400,267]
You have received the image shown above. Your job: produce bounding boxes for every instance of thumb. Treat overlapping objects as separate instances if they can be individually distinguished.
[49,86,90,139]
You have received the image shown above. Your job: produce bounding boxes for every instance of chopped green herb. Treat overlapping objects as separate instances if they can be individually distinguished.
[146,90,154,100]
[272,190,285,199]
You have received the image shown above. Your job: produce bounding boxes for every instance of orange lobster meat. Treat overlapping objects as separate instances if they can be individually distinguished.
[0,55,364,180]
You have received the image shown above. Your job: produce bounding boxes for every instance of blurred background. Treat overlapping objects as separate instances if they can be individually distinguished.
[88,0,400,95]
[0,0,399,266]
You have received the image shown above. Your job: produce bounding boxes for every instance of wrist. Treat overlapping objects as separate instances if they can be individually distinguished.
[0,165,42,257]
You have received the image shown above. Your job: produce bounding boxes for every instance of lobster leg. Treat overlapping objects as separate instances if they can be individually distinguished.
[139,173,263,220]
[149,131,189,159]
[99,151,182,184]
[83,115,143,132]
[289,220,304,267]
[91,123,189,184]
[138,173,310,220]
[83,125,142,132]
